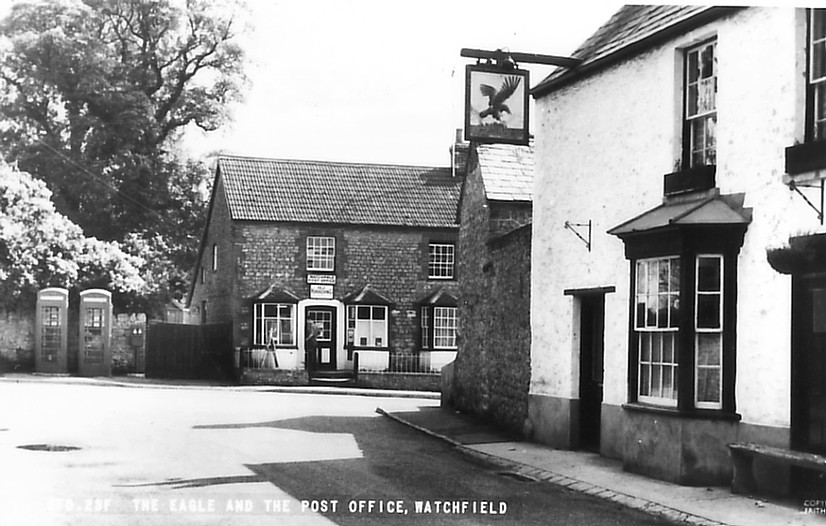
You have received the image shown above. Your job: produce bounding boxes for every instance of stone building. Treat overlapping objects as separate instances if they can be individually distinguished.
[187,155,462,376]
[448,141,534,436]
[530,5,826,491]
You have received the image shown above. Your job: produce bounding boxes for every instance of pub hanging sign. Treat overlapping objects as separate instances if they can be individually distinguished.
[464,64,530,145]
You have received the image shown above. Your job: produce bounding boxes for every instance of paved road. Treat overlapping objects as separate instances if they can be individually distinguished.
[0,381,675,525]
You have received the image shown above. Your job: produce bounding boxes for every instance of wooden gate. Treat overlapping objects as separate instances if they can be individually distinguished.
[145,322,234,380]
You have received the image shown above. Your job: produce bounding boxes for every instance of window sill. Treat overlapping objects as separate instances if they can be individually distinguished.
[785,141,826,176]
[663,165,716,196]
[622,402,741,422]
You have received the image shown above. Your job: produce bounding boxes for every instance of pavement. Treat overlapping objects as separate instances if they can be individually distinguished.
[3,372,823,526]
[376,406,826,526]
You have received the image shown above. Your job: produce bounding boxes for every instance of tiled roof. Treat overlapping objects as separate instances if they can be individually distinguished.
[476,142,534,202]
[533,5,734,95]
[218,156,461,228]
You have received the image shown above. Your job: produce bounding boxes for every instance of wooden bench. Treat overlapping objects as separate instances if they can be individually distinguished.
[728,442,826,494]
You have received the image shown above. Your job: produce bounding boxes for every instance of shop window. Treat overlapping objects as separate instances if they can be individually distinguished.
[684,40,717,168]
[428,243,455,279]
[347,305,388,348]
[253,303,296,346]
[307,236,335,271]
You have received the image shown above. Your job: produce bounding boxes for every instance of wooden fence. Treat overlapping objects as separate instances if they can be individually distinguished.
[145,321,234,381]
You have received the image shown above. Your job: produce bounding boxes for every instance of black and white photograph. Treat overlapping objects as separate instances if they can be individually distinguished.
[1,1,826,525]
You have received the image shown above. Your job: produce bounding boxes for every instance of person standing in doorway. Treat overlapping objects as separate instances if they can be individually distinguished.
[305,320,319,371]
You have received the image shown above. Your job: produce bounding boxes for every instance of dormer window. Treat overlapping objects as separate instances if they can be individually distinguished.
[685,40,717,168]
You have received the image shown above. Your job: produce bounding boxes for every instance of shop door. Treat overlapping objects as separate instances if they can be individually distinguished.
[307,307,336,371]
[792,276,826,455]
[579,294,605,451]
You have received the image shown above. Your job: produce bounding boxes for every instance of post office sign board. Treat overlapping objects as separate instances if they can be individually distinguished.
[310,284,334,300]
[307,274,337,285]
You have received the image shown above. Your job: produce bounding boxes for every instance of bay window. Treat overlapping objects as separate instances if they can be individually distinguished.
[347,305,388,348]
[253,303,295,346]
[610,191,751,415]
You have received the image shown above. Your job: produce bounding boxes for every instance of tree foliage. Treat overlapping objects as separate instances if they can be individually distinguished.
[0,0,245,310]
[0,161,146,308]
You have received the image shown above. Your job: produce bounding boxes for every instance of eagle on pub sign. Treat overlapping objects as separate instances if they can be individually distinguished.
[464,64,529,145]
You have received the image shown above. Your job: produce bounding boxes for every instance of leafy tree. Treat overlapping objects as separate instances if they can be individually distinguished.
[0,161,146,308]
[0,0,245,309]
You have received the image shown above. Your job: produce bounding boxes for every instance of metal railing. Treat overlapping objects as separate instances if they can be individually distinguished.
[354,351,455,374]
[240,348,280,370]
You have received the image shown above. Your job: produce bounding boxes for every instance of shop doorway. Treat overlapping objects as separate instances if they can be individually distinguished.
[306,306,337,371]
[792,275,826,493]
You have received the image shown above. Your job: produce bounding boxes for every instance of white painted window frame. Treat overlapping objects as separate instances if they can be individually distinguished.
[306,236,335,272]
[253,303,296,347]
[635,257,680,407]
[694,254,724,410]
[428,243,455,279]
[685,39,718,167]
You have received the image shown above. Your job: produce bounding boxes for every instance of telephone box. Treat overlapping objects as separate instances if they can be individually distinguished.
[35,288,69,374]
[78,289,112,377]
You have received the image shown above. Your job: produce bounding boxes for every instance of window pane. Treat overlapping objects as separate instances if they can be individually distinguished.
[671,259,681,290]
[640,364,651,396]
[646,294,657,327]
[697,368,721,403]
[663,332,674,362]
[814,9,826,41]
[688,49,699,83]
[816,83,826,140]
[640,333,651,362]
[264,304,278,317]
[652,335,662,362]
[651,366,662,397]
[697,294,721,329]
[663,367,674,398]
[697,257,721,292]
[280,319,293,345]
[697,333,721,365]
[636,261,647,294]
[372,306,386,320]
[357,306,370,319]
[657,295,669,328]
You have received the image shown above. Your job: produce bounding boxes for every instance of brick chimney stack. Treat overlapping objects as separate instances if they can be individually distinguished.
[451,128,469,177]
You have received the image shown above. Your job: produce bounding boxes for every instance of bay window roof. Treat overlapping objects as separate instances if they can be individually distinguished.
[608,192,752,237]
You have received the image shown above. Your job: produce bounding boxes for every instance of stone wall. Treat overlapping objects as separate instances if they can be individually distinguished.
[0,308,35,371]
[0,307,146,374]
[452,149,532,436]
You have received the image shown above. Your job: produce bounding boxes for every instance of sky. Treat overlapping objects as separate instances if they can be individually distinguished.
[187,0,626,167]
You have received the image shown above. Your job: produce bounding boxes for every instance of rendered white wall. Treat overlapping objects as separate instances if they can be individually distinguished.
[531,7,821,427]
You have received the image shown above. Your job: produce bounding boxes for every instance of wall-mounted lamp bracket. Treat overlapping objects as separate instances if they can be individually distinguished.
[564,220,592,251]
[788,179,824,224]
